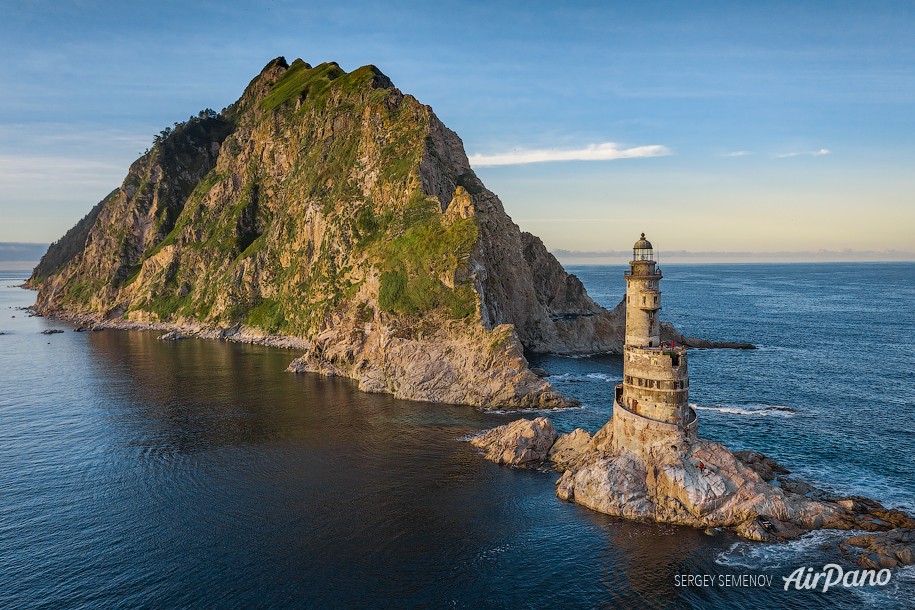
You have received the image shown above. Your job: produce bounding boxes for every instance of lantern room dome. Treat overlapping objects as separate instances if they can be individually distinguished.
[633,233,653,251]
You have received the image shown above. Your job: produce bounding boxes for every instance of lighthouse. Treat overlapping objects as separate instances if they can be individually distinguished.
[612,233,697,454]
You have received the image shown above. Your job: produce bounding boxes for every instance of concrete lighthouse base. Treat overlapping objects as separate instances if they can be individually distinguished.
[610,396,698,458]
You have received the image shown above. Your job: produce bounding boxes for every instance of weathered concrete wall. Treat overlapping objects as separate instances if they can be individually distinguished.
[624,260,661,347]
[618,245,693,449]
[622,346,689,424]
[611,395,697,456]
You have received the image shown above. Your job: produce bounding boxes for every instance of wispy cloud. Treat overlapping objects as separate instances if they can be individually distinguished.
[774,148,831,158]
[468,142,672,167]
[722,150,752,157]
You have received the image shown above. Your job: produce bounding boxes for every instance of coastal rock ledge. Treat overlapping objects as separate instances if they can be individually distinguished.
[470,418,915,567]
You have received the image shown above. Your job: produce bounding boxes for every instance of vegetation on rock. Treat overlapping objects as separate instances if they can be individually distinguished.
[30,56,633,407]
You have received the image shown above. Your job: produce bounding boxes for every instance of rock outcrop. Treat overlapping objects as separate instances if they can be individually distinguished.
[286,323,569,407]
[840,530,915,569]
[661,321,756,350]
[547,428,593,471]
[157,331,186,341]
[469,417,558,466]
[470,417,915,566]
[29,56,744,409]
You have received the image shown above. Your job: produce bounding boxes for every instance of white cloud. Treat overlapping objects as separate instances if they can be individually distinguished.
[775,148,831,158]
[723,150,752,157]
[468,142,672,167]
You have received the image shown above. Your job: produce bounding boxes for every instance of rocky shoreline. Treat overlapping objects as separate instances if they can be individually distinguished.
[470,417,915,569]
[28,303,574,410]
[26,304,311,350]
[27,301,752,411]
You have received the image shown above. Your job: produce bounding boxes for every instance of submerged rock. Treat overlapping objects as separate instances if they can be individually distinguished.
[157,331,186,341]
[40,329,64,335]
[660,322,755,350]
[469,417,557,467]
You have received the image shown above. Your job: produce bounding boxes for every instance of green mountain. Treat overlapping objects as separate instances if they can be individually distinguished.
[32,57,636,408]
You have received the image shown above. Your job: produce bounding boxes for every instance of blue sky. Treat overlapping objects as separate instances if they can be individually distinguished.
[1,0,913,259]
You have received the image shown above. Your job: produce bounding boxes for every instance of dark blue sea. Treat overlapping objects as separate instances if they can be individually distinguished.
[1,263,913,609]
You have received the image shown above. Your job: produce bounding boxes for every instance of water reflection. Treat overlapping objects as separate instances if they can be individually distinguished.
[4,265,913,608]
[70,328,728,607]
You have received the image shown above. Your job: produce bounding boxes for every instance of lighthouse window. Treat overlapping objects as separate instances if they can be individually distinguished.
[654,296,658,304]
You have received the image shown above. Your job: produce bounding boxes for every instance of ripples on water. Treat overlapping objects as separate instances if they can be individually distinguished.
[1,264,913,608]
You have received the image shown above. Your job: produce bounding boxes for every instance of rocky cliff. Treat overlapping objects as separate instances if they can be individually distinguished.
[30,57,733,408]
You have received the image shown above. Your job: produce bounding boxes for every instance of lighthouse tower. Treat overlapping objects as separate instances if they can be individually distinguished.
[612,234,697,454]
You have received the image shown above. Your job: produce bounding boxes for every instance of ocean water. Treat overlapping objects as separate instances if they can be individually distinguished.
[1,263,913,609]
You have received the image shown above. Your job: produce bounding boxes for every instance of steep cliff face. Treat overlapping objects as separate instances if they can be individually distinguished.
[31,57,646,407]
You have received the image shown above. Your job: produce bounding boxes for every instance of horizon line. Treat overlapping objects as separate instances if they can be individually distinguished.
[553,249,915,264]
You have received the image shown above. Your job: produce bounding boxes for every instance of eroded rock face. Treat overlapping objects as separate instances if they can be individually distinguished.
[548,428,592,471]
[157,331,186,341]
[732,450,790,481]
[286,323,574,408]
[469,417,558,466]
[469,415,915,566]
[840,530,915,569]
[661,321,756,350]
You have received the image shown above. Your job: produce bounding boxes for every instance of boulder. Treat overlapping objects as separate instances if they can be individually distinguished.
[840,529,915,569]
[157,331,186,341]
[470,417,557,467]
[548,428,592,470]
